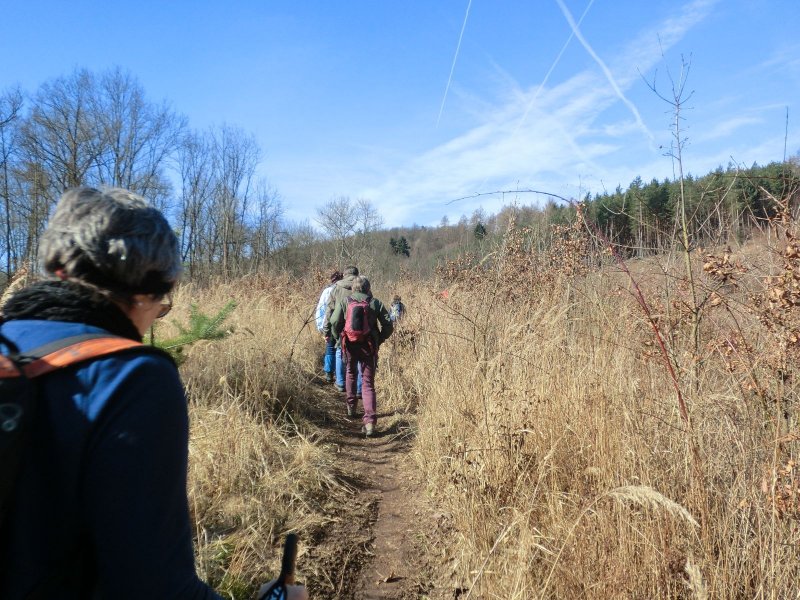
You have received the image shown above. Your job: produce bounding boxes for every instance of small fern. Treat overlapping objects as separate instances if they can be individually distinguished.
[152,300,236,362]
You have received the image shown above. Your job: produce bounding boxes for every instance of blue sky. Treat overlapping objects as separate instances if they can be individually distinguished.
[2,0,798,227]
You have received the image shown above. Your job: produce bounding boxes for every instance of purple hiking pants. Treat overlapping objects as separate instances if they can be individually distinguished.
[344,342,377,425]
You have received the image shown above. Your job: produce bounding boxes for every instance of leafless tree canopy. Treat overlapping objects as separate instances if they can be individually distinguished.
[316,195,383,267]
[0,68,291,283]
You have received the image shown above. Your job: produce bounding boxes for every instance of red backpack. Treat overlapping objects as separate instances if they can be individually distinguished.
[342,297,373,345]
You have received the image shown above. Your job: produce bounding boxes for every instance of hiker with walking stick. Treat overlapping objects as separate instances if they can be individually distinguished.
[0,187,307,599]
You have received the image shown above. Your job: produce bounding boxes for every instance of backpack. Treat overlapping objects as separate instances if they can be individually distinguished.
[0,332,150,526]
[342,297,373,345]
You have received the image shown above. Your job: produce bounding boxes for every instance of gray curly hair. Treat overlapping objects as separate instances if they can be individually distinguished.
[39,187,181,296]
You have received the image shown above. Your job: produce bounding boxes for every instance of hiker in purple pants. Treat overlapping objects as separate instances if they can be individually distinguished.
[345,344,377,428]
[329,276,393,436]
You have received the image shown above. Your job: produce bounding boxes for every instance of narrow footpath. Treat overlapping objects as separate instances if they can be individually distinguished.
[301,378,442,599]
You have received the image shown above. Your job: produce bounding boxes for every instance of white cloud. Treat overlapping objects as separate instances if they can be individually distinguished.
[694,115,763,142]
[554,0,654,143]
[756,44,800,75]
[353,0,723,227]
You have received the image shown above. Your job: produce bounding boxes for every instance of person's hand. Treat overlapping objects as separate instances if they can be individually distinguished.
[256,580,308,600]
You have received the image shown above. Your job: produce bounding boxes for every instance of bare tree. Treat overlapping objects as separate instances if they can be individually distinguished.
[93,68,186,210]
[316,195,382,264]
[20,69,103,194]
[355,197,384,236]
[1,68,280,281]
[176,130,215,277]
[175,125,261,278]
[316,195,358,260]
[248,182,283,272]
[0,88,23,278]
[210,125,259,275]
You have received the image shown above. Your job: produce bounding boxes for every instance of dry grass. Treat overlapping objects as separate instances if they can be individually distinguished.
[400,231,800,598]
[155,276,350,596]
[157,275,416,597]
[166,225,799,598]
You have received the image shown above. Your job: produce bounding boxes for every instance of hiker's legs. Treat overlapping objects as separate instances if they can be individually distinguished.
[344,347,359,410]
[335,346,345,388]
[323,337,336,379]
[359,349,377,426]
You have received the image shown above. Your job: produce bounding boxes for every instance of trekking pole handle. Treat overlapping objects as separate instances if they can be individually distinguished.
[279,533,298,585]
[256,534,299,600]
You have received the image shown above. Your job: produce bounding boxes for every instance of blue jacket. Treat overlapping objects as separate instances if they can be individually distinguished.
[0,319,221,599]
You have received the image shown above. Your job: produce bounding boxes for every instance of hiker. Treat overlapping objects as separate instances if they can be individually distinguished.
[329,276,393,436]
[0,187,307,600]
[389,294,405,323]
[315,270,342,382]
[322,265,361,395]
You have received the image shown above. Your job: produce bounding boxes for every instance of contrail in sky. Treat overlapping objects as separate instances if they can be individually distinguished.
[554,0,655,142]
[437,0,473,128]
[514,0,596,136]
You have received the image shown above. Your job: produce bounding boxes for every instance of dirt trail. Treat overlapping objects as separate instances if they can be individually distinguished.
[303,379,435,599]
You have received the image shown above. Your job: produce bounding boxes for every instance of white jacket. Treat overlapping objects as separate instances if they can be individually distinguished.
[315,284,336,332]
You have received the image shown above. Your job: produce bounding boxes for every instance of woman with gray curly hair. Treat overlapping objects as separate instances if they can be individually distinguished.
[0,187,306,599]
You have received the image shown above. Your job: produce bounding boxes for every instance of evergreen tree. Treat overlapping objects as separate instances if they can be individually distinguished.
[396,236,410,257]
[390,236,411,257]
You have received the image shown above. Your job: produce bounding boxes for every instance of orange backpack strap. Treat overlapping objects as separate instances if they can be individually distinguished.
[23,337,144,378]
[0,355,21,378]
[0,333,145,380]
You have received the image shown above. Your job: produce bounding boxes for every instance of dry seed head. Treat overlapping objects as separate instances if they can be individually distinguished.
[607,485,699,528]
[684,557,709,600]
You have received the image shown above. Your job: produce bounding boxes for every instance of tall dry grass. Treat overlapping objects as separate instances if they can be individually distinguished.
[158,222,798,598]
[159,273,415,597]
[395,221,799,598]
[157,275,349,597]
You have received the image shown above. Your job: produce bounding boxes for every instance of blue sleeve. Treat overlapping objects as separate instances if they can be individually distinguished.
[81,354,223,600]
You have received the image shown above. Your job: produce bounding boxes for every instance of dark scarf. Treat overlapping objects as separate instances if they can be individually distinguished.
[2,280,142,342]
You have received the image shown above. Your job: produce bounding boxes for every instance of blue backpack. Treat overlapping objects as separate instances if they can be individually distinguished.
[0,332,156,526]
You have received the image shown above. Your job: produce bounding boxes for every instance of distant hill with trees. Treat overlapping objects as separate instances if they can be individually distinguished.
[1,68,798,288]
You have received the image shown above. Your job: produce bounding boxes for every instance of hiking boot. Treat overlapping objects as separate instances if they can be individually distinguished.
[325,372,334,383]
[361,423,375,437]
[346,405,355,418]
[335,384,345,393]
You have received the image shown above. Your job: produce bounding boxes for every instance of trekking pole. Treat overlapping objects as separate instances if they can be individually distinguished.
[257,533,298,600]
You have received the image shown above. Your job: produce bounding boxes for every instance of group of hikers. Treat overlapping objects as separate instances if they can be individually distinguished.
[0,187,308,598]
[314,268,404,436]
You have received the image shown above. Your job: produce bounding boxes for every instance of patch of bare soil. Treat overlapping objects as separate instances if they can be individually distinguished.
[299,377,440,599]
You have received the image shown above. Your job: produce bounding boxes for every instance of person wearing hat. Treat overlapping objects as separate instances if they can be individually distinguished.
[0,187,307,599]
